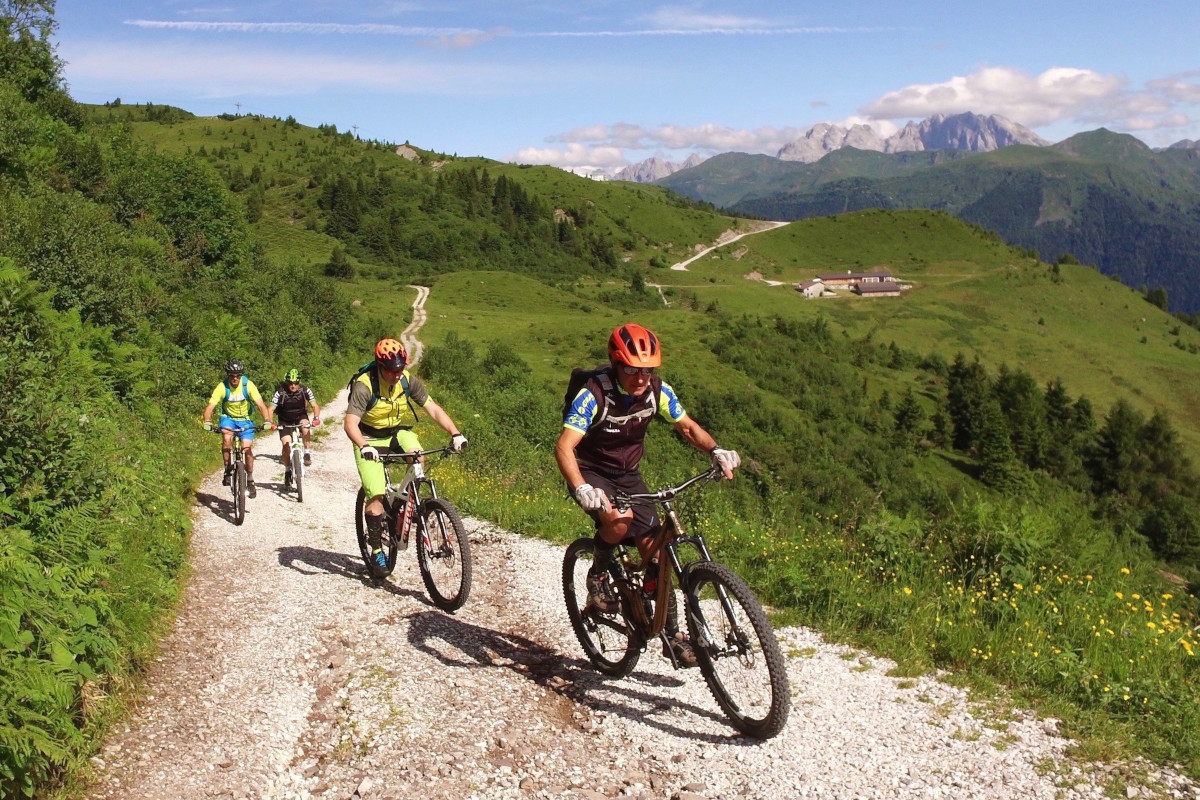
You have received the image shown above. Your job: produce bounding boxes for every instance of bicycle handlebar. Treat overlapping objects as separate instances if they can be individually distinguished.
[205,423,273,433]
[375,445,458,463]
[613,464,722,511]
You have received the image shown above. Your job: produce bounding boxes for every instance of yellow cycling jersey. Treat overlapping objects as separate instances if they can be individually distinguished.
[208,377,263,421]
[348,369,429,435]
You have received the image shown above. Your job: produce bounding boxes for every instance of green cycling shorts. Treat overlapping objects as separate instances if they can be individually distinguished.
[355,430,422,499]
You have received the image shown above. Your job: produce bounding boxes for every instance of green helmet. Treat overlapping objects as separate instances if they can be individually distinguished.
[284,368,300,383]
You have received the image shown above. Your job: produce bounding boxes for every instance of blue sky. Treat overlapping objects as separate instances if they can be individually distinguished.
[54,1,1200,171]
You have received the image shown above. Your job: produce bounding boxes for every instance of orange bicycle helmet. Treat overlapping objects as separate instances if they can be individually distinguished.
[608,323,662,368]
[375,338,408,370]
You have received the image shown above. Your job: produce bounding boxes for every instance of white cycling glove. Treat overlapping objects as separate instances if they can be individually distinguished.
[573,483,611,513]
[360,445,379,461]
[711,447,741,473]
[451,434,468,452]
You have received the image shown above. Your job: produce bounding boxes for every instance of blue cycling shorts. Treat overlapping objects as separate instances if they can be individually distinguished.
[219,416,256,442]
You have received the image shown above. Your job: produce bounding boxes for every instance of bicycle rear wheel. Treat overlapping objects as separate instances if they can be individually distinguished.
[291,447,304,503]
[685,561,789,739]
[416,498,471,612]
[563,538,641,677]
[355,488,399,578]
[233,461,246,526]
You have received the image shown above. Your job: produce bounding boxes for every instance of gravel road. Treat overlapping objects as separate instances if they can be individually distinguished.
[83,392,1199,800]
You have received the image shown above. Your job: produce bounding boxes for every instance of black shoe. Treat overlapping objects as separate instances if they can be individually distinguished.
[303,453,312,467]
[284,470,292,489]
[663,633,699,669]
[247,480,257,499]
[369,549,390,578]
[222,469,232,487]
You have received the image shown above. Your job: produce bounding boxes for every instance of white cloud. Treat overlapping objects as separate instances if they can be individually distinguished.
[510,143,626,169]
[124,17,897,41]
[125,19,478,36]
[63,41,549,97]
[543,122,806,154]
[861,66,1199,133]
[640,7,776,30]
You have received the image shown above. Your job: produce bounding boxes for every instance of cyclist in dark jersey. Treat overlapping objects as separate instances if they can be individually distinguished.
[268,368,322,489]
[555,323,740,667]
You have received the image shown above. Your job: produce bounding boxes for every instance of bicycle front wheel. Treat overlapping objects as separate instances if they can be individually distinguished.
[416,498,472,612]
[685,561,789,739]
[563,538,641,677]
[355,488,398,578]
[233,461,247,526]
[292,447,304,503]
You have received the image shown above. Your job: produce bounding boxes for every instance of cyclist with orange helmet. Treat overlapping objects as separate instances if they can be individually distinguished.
[555,323,740,667]
[344,338,468,577]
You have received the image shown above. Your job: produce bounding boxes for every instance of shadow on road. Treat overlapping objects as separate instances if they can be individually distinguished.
[276,545,432,604]
[406,611,746,744]
[195,490,238,524]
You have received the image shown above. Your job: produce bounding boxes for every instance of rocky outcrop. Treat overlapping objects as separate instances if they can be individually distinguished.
[614,152,706,182]
[776,112,1049,162]
[776,122,888,162]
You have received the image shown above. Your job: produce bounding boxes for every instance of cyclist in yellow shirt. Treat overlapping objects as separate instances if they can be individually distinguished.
[202,359,275,497]
[343,339,467,577]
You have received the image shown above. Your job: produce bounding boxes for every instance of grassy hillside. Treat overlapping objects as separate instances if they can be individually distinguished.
[88,108,738,278]
[649,210,1200,458]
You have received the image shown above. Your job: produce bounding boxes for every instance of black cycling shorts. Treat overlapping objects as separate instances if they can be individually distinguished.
[575,468,660,540]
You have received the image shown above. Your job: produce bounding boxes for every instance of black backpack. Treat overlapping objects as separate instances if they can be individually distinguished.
[347,362,418,420]
[561,366,616,429]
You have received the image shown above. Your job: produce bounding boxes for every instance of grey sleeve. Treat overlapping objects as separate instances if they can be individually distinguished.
[405,375,430,407]
[346,380,374,417]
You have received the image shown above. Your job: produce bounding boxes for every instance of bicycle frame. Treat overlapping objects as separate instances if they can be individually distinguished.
[377,446,452,506]
[608,466,722,643]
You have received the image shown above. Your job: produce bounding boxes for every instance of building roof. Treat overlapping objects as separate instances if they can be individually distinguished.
[855,281,902,293]
[816,269,892,281]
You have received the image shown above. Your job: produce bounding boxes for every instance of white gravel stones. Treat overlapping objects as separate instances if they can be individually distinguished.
[84,391,1200,800]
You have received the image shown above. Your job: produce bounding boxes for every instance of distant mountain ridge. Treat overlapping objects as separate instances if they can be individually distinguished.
[615,112,1047,183]
[777,112,1050,163]
[614,153,706,182]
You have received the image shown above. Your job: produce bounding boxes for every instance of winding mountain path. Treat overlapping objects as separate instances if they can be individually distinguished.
[400,284,430,366]
[670,221,789,271]
[83,287,1197,800]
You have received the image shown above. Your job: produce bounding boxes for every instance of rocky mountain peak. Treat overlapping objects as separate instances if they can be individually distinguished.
[777,112,1049,163]
[614,153,708,182]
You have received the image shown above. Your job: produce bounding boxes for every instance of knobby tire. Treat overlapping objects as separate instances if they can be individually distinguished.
[416,498,472,612]
[685,561,790,739]
[355,487,399,578]
[233,461,247,526]
[562,538,642,677]
[292,447,304,503]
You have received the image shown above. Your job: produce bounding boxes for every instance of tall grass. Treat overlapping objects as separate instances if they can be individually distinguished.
[419,334,1200,775]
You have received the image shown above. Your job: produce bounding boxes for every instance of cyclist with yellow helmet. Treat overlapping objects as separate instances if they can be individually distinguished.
[343,338,468,577]
[202,359,275,498]
[555,323,740,667]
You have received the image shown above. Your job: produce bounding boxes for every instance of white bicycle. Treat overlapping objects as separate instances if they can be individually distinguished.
[279,420,314,502]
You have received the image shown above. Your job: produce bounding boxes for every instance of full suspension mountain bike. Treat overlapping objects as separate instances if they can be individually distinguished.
[562,464,790,739]
[207,423,270,526]
[354,446,472,611]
